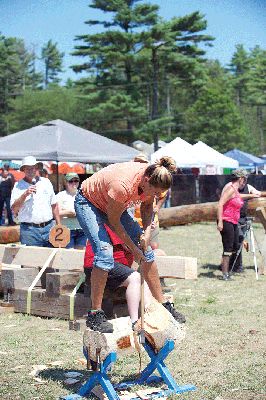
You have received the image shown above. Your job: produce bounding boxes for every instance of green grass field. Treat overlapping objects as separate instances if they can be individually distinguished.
[0,222,265,400]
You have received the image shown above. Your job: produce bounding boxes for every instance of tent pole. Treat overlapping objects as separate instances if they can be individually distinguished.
[56,161,59,193]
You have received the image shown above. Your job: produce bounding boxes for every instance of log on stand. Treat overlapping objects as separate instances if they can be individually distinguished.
[83,300,185,363]
[159,197,266,227]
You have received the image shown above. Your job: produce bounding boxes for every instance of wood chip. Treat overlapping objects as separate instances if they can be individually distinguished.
[64,378,80,385]
[64,371,83,378]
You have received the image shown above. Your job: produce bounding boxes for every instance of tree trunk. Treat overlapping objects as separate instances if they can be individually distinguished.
[159,197,266,227]
[83,300,185,362]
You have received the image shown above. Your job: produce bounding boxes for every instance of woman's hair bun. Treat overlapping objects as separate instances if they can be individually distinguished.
[158,156,177,173]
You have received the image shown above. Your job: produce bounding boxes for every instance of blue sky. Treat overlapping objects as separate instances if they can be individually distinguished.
[0,0,265,83]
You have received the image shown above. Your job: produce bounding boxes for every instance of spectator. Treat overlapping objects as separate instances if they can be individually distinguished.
[0,168,15,225]
[217,168,260,280]
[56,173,86,249]
[11,156,60,246]
[229,170,261,273]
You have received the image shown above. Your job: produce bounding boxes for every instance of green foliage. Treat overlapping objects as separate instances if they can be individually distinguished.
[182,81,247,152]
[41,39,64,87]
[0,34,43,135]
[7,87,84,133]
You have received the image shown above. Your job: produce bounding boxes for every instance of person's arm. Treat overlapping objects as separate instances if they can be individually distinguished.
[239,193,260,200]
[217,187,234,231]
[11,185,36,215]
[153,194,166,213]
[57,199,76,218]
[140,197,155,249]
[106,197,145,264]
[247,184,261,196]
[52,203,61,225]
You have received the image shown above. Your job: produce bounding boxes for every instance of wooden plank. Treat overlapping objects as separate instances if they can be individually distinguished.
[155,255,197,279]
[10,288,89,319]
[9,287,129,320]
[1,266,41,291]
[0,244,84,270]
[46,272,81,296]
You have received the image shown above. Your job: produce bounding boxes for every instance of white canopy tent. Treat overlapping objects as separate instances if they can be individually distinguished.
[193,141,239,169]
[150,137,206,167]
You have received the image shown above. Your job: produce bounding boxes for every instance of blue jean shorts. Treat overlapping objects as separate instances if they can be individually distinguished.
[66,229,87,249]
[74,192,154,271]
[20,220,55,247]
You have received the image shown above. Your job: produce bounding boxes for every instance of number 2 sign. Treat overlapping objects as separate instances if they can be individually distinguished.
[49,224,70,248]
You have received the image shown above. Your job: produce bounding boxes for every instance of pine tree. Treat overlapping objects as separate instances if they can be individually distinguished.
[41,40,64,87]
[72,0,159,143]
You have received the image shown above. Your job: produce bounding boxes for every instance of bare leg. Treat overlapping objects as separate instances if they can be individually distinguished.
[221,255,230,275]
[91,267,108,309]
[142,260,164,303]
[120,271,153,322]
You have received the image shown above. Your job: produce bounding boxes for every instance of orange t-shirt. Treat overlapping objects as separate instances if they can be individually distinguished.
[81,162,150,213]
[134,190,168,227]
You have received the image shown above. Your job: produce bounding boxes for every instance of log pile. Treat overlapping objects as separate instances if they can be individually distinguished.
[83,300,185,362]
[0,244,197,320]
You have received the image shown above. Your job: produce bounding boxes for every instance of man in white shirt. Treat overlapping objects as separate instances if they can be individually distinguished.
[11,156,60,247]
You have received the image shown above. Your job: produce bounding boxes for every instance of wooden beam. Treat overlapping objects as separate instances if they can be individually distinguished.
[155,255,197,279]
[46,272,81,296]
[1,266,41,291]
[0,244,84,270]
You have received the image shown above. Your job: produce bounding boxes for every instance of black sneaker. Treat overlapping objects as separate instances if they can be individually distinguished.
[163,301,186,323]
[86,310,113,333]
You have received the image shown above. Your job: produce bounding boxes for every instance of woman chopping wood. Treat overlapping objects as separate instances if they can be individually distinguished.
[75,156,185,333]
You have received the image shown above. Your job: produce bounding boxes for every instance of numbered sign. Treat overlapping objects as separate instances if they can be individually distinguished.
[49,224,70,248]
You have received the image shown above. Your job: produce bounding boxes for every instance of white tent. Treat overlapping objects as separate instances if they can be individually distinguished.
[150,137,205,167]
[193,141,239,168]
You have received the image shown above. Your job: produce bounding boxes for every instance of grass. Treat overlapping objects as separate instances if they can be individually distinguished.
[0,222,265,400]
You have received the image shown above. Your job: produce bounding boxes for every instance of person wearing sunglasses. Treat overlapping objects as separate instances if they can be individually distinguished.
[56,173,86,249]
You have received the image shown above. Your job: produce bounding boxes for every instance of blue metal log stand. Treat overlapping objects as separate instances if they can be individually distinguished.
[60,339,196,400]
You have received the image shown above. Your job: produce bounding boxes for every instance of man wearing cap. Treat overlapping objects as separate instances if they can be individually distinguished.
[229,169,261,273]
[11,156,60,246]
[56,173,86,249]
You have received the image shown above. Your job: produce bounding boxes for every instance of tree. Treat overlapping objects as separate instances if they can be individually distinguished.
[7,87,85,133]
[41,40,64,87]
[136,12,214,148]
[230,44,251,106]
[182,82,247,152]
[72,0,159,143]
[0,34,41,135]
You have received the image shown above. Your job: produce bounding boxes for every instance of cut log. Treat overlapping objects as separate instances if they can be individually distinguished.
[46,271,81,296]
[83,300,185,362]
[0,226,20,244]
[159,198,266,227]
